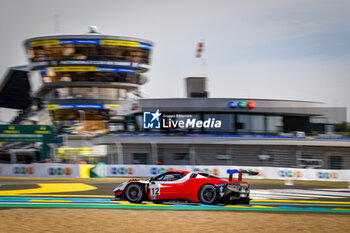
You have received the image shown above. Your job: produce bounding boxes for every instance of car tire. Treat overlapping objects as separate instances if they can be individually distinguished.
[198,184,218,205]
[238,197,250,205]
[124,183,144,203]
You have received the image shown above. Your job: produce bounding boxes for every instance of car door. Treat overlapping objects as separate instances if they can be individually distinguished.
[148,172,188,200]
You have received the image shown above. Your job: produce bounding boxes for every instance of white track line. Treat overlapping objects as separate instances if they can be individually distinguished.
[250,189,349,200]
[314,188,350,192]
[250,195,313,200]
[275,189,350,197]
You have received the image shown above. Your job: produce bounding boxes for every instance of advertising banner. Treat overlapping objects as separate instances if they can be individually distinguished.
[0,164,80,178]
[0,164,349,181]
[31,60,150,70]
[106,165,350,181]
[106,165,265,180]
[29,39,152,50]
[47,104,119,110]
[0,125,54,142]
[263,167,350,181]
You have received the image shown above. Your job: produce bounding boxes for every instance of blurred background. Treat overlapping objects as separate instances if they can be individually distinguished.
[0,0,349,174]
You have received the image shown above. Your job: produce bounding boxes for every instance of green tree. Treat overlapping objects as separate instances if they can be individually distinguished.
[334,122,350,136]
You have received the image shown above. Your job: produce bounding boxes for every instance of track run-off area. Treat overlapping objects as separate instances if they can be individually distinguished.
[0,178,349,214]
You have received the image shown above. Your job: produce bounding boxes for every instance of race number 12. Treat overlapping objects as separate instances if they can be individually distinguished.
[151,187,160,196]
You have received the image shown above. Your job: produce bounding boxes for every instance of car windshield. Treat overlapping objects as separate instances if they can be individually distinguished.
[153,172,184,181]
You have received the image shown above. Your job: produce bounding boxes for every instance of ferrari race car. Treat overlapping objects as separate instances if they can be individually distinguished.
[113,169,258,205]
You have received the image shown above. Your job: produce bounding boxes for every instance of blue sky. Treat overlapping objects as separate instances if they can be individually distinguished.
[0,0,349,121]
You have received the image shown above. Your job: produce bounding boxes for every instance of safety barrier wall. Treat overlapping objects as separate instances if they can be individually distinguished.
[106,165,350,182]
[0,164,81,178]
[0,164,349,181]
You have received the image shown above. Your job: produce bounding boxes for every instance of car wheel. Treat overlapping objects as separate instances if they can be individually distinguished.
[238,197,250,205]
[124,183,144,203]
[198,184,218,205]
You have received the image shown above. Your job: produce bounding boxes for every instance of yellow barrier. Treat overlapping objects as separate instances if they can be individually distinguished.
[79,165,95,178]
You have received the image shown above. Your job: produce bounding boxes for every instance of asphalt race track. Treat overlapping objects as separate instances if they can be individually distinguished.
[0,178,349,214]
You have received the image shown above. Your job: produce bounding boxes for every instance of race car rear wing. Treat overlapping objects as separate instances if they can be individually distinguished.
[227,169,259,182]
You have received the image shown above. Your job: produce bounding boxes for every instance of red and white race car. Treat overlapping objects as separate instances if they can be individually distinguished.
[113,169,258,205]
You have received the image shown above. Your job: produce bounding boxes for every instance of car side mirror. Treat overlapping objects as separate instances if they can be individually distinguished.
[151,181,155,185]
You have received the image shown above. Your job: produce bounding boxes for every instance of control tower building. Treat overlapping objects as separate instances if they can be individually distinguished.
[24,28,153,133]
